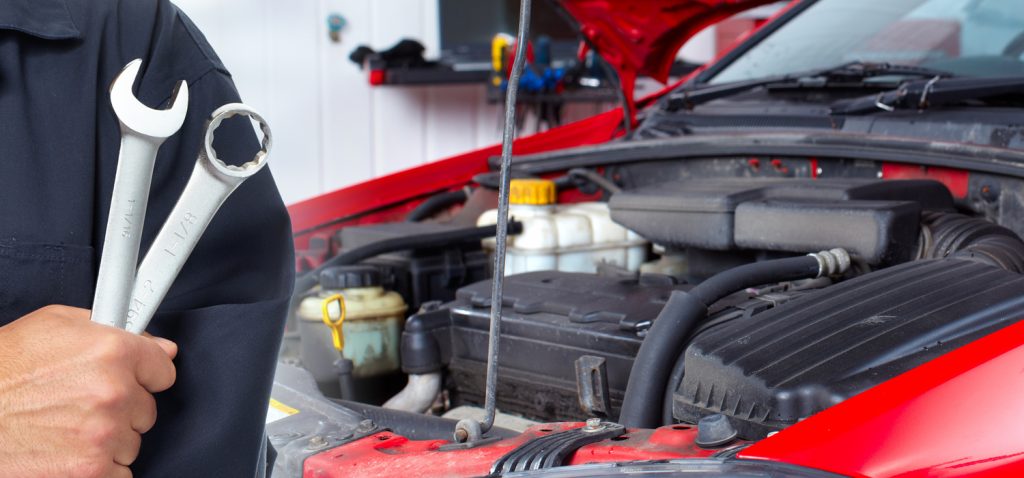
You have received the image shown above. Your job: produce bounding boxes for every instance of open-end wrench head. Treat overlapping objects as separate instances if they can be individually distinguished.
[203,103,272,179]
[109,59,189,139]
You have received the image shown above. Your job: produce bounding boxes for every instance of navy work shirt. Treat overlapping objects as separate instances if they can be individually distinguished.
[0,0,294,476]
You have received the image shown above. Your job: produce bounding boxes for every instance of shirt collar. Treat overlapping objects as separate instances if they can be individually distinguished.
[0,0,81,40]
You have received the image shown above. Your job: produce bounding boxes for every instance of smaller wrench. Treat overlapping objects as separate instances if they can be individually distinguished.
[125,104,272,334]
[93,59,188,328]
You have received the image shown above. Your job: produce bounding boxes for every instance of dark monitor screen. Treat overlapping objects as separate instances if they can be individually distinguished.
[439,0,578,53]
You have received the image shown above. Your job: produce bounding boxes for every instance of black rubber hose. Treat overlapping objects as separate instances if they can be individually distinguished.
[568,168,622,195]
[922,212,1024,272]
[293,222,523,295]
[662,347,689,425]
[689,256,822,306]
[619,255,824,428]
[405,189,470,222]
[334,400,519,441]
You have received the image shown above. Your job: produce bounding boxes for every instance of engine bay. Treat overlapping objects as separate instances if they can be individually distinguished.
[275,155,1024,476]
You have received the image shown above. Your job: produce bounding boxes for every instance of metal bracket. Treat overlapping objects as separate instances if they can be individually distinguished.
[575,356,612,417]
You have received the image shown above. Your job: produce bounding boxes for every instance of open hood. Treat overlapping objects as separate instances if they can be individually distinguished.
[556,0,784,116]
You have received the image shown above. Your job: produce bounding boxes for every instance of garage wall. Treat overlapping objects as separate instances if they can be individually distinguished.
[171,0,611,205]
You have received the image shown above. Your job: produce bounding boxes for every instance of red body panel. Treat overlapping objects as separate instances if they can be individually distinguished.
[287,108,624,251]
[740,320,1024,477]
[557,0,778,114]
[881,163,970,199]
[304,423,726,478]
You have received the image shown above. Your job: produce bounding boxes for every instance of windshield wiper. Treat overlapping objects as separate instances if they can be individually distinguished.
[664,61,952,112]
[830,76,1024,114]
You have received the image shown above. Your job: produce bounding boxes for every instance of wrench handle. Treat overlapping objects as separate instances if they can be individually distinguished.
[92,133,162,328]
[125,157,244,334]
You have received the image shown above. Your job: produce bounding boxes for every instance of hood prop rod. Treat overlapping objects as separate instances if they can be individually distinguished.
[454,0,533,444]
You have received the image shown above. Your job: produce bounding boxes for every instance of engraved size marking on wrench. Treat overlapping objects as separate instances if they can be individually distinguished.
[162,212,199,257]
[125,280,155,329]
[120,199,137,239]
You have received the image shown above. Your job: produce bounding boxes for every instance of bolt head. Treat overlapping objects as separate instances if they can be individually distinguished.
[307,435,328,449]
[585,418,602,430]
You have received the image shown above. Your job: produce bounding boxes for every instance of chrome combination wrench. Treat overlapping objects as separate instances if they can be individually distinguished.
[92,60,188,328]
[125,104,272,334]
[92,59,273,333]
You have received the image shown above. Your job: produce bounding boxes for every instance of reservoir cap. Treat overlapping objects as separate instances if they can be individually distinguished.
[320,265,383,290]
[509,178,556,205]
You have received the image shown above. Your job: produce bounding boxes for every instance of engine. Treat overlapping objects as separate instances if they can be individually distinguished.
[277,175,1024,476]
[394,177,1024,430]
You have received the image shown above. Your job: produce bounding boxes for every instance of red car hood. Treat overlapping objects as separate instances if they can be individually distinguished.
[556,0,782,113]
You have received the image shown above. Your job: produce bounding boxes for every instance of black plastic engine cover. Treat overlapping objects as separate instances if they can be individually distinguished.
[403,271,797,423]
[402,272,686,421]
[674,258,1024,439]
[446,272,689,422]
[609,178,954,264]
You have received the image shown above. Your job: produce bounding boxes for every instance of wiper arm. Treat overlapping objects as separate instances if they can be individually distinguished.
[831,76,1024,115]
[665,61,952,112]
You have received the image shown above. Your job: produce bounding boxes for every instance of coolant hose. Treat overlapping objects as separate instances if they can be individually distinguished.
[405,189,470,222]
[619,250,850,428]
[383,373,442,414]
[334,400,518,441]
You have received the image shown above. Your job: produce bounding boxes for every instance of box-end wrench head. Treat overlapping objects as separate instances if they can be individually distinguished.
[126,104,272,334]
[92,59,189,328]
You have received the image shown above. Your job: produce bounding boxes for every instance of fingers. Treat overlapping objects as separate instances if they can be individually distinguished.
[110,428,142,468]
[148,336,178,359]
[130,337,177,393]
[37,304,91,321]
[108,464,134,478]
[61,307,92,321]
[127,385,158,434]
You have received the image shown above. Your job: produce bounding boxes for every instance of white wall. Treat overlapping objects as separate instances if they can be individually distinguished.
[174,0,717,205]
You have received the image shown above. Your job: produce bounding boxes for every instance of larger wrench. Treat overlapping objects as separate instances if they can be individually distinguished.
[125,104,273,334]
[92,59,189,328]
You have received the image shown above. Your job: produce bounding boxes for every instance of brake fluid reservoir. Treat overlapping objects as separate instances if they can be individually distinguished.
[478,178,646,275]
[297,266,407,392]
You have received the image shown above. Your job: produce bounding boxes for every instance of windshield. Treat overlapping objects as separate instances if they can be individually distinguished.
[709,0,1024,84]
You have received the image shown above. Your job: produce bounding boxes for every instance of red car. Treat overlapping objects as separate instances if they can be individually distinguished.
[274,1,1024,476]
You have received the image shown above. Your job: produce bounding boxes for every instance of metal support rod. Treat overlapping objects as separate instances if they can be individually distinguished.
[456,0,532,442]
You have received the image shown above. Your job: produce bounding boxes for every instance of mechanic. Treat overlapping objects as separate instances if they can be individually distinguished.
[0,1,293,477]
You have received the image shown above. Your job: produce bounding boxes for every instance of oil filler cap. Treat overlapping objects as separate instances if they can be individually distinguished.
[320,265,383,290]
[695,414,738,449]
[509,179,556,205]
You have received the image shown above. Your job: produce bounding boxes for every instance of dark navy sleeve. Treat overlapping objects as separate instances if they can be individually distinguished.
[0,1,295,475]
[105,4,296,477]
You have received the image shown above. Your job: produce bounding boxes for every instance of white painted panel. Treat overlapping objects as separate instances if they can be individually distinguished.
[369,0,429,176]
[372,86,429,175]
[425,85,483,160]
[321,0,375,191]
[263,0,323,203]
[175,0,321,203]
[475,94,504,148]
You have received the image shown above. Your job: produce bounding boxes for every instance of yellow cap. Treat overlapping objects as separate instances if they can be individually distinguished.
[509,179,556,205]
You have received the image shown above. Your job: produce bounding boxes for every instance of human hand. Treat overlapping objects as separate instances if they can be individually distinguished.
[0,305,177,477]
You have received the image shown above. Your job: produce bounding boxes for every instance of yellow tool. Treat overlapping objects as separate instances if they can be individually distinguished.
[491,33,513,87]
[321,293,347,352]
